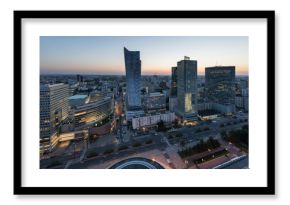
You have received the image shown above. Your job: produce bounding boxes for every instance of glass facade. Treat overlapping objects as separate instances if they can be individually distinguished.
[40,83,69,140]
[40,83,69,152]
[176,57,197,118]
[124,47,141,110]
[143,92,166,112]
[74,97,113,130]
[171,66,177,96]
[205,66,236,106]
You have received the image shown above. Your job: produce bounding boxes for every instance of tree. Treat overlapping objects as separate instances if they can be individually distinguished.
[173,119,179,128]
[203,127,210,131]
[227,128,248,147]
[146,139,153,144]
[208,137,220,149]
[141,88,147,95]
[157,120,166,132]
[220,130,227,138]
[176,133,183,138]
[242,124,248,130]
[180,139,186,148]
[195,128,202,133]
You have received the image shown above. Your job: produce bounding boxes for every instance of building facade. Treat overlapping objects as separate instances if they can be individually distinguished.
[40,83,69,151]
[68,94,89,108]
[132,112,176,129]
[169,96,178,112]
[73,97,114,130]
[176,56,198,120]
[143,92,166,112]
[76,74,83,83]
[171,66,178,96]
[235,88,249,112]
[205,66,236,114]
[124,47,142,110]
[235,95,244,108]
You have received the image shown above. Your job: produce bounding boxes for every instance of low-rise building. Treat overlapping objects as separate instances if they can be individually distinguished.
[132,112,176,129]
[143,92,166,113]
[73,96,114,130]
[68,94,89,107]
[197,102,235,115]
[169,96,178,112]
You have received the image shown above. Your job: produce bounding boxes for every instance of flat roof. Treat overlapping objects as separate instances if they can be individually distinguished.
[68,95,88,100]
[149,92,164,97]
[47,83,65,87]
[75,97,111,111]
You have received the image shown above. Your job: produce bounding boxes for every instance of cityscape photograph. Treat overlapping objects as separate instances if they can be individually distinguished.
[40,36,249,169]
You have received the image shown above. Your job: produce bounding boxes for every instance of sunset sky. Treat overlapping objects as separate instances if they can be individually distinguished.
[40,36,248,75]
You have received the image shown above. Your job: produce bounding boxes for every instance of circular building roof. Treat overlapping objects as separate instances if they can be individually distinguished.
[110,157,164,169]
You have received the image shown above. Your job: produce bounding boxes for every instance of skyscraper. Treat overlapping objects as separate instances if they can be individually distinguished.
[176,56,197,120]
[171,66,178,96]
[76,74,83,83]
[40,83,69,152]
[205,66,236,114]
[124,47,141,110]
[124,47,142,111]
[169,66,178,112]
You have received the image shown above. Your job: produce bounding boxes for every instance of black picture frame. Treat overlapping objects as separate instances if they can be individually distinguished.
[14,10,275,195]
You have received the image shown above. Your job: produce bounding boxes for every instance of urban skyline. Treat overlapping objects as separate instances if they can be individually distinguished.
[40,36,248,75]
[40,38,248,169]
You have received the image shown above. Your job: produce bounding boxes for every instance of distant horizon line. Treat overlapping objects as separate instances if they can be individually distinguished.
[40,73,249,76]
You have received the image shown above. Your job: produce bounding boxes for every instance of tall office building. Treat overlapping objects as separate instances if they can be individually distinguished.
[40,83,69,152]
[124,47,141,110]
[176,56,197,120]
[169,66,178,112]
[205,66,236,114]
[76,74,83,83]
[171,66,178,96]
[124,47,144,120]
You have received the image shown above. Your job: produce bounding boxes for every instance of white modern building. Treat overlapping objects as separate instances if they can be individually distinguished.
[132,112,176,129]
[40,83,69,152]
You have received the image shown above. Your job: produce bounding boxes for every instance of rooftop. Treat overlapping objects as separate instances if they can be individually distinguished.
[149,92,164,97]
[47,83,65,88]
[74,96,111,111]
[68,95,88,100]
[40,83,66,91]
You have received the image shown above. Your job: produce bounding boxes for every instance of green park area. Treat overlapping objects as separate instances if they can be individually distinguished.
[178,137,221,158]
[221,124,248,152]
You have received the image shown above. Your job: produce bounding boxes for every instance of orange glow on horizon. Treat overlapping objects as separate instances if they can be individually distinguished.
[41,65,248,75]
